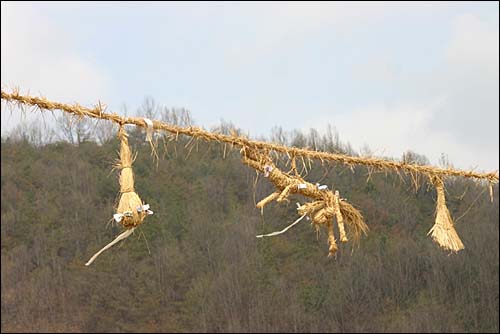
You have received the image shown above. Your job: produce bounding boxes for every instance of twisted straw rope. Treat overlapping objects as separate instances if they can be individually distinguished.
[1,90,498,183]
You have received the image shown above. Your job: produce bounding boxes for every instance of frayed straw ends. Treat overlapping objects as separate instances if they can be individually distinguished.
[339,200,368,246]
[428,176,464,253]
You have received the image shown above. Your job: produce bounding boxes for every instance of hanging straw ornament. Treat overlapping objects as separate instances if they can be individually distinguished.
[86,125,153,266]
[242,147,367,257]
[428,175,464,252]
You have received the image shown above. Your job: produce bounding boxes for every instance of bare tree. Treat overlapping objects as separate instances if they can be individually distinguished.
[94,120,117,145]
[290,129,307,148]
[323,124,341,153]
[7,118,55,146]
[270,126,287,145]
[307,128,320,150]
[55,114,92,145]
[161,107,193,127]
[438,152,453,169]
[402,150,430,166]
[211,119,240,136]
[138,96,159,120]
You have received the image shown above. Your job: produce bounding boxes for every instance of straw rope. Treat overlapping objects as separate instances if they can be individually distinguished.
[2,90,498,184]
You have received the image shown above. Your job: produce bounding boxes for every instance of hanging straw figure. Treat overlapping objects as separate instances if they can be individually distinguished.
[428,175,464,252]
[86,125,153,266]
[242,147,367,257]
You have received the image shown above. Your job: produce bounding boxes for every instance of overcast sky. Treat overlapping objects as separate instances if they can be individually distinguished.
[1,1,498,172]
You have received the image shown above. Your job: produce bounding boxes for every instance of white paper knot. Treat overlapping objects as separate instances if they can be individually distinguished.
[113,211,133,223]
[113,213,124,223]
[136,203,154,215]
[114,204,153,223]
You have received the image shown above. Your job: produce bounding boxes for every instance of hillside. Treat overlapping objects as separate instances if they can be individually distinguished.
[1,124,498,333]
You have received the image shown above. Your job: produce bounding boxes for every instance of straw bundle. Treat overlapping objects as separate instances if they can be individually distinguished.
[334,191,347,242]
[327,220,338,257]
[339,199,368,246]
[428,176,464,252]
[116,126,148,228]
[85,126,152,266]
[242,147,368,256]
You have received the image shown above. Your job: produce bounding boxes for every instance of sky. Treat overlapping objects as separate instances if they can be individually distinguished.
[1,1,499,172]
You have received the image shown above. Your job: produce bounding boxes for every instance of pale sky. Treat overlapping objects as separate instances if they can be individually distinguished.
[1,1,499,172]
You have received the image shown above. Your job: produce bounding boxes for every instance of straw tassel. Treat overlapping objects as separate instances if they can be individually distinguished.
[86,126,153,266]
[428,176,464,252]
[327,220,338,257]
[334,191,348,242]
[116,126,149,229]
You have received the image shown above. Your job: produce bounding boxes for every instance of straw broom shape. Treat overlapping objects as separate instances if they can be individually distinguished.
[86,126,153,265]
[241,147,368,256]
[428,176,464,252]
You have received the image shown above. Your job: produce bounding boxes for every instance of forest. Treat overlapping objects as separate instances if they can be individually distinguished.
[1,100,499,333]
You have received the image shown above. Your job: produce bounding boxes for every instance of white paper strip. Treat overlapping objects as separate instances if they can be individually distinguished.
[113,213,124,223]
[256,214,306,238]
[143,118,154,142]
